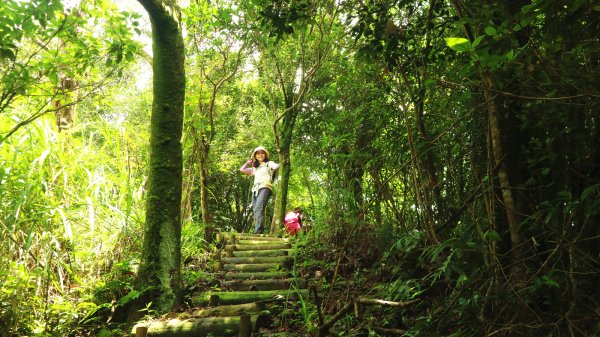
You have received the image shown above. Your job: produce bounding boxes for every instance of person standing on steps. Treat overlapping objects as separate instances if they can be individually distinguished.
[240,146,279,234]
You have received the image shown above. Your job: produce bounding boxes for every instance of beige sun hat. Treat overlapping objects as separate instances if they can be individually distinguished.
[251,146,269,160]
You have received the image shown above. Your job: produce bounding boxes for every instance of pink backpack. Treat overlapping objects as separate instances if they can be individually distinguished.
[284,211,301,235]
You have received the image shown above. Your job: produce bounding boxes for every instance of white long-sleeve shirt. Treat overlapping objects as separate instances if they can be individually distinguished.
[240,161,280,194]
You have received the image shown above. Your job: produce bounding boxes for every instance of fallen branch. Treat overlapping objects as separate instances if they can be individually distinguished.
[372,326,407,335]
[317,298,417,336]
[310,283,324,326]
[356,298,417,307]
[354,298,417,321]
[317,301,354,337]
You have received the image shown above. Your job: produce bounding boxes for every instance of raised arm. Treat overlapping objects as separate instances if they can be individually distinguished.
[240,159,253,175]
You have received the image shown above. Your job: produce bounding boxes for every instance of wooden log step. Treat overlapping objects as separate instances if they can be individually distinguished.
[222,278,306,291]
[222,256,290,264]
[222,271,291,280]
[192,302,266,318]
[237,238,290,244]
[236,232,281,237]
[220,232,280,239]
[131,315,258,337]
[230,249,291,257]
[225,243,292,251]
[241,235,288,240]
[237,240,285,245]
[193,289,310,306]
[223,262,288,272]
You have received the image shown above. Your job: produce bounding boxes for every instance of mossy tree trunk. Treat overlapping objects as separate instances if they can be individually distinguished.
[136,0,185,311]
[271,102,295,233]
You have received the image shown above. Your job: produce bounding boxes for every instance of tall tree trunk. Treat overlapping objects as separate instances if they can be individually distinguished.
[195,48,242,243]
[343,112,375,219]
[199,140,212,241]
[449,0,525,282]
[271,108,295,233]
[483,74,522,264]
[136,0,185,312]
[369,167,383,225]
[345,156,364,214]
[262,6,330,232]
[181,136,200,222]
[399,96,439,244]
[396,70,440,243]
[414,82,443,220]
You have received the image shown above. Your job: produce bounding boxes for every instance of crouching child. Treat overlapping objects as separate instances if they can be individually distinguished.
[284,207,303,236]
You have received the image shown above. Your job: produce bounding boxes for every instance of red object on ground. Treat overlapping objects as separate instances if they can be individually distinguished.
[284,211,301,235]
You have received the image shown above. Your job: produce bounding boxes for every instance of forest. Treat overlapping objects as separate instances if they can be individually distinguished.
[1,0,599,336]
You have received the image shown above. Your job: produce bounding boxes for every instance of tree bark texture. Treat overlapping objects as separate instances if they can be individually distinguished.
[136,0,185,311]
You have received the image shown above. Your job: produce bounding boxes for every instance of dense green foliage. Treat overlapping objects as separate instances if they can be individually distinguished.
[1,0,599,336]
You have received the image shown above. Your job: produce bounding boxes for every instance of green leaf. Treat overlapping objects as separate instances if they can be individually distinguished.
[541,276,560,288]
[506,49,514,61]
[445,37,470,52]
[472,36,484,49]
[541,167,550,176]
[484,26,497,36]
[117,289,140,306]
[571,0,586,13]
[483,230,501,242]
[521,4,537,14]
[580,184,599,202]
[48,70,59,85]
[0,48,17,61]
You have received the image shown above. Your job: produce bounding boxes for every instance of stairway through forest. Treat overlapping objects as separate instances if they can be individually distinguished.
[131,232,308,336]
